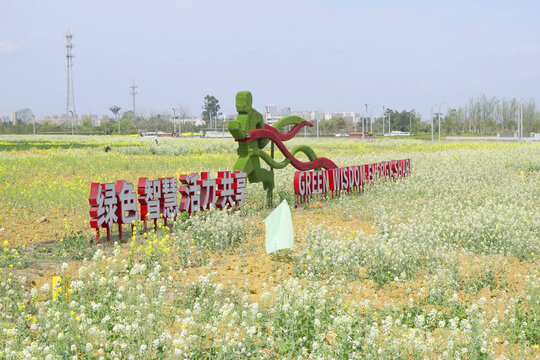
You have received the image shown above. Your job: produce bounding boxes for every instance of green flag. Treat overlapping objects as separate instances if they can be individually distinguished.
[264,199,294,254]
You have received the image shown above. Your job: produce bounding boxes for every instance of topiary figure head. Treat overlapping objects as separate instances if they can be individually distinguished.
[235,91,252,113]
[228,91,262,140]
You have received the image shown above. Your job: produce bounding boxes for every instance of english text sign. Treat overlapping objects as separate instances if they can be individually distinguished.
[293,158,411,204]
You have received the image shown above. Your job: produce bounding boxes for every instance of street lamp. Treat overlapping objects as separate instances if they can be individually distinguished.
[361,109,364,140]
[519,98,526,139]
[172,107,176,135]
[388,110,391,135]
[438,102,444,141]
[370,108,373,133]
[221,115,226,136]
[382,106,385,135]
[363,104,368,140]
[69,110,74,135]
[431,104,436,142]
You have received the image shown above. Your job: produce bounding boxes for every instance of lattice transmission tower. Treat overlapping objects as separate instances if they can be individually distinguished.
[130,80,138,114]
[65,32,76,134]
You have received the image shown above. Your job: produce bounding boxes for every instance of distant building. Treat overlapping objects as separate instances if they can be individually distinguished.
[10,112,16,125]
[342,111,356,123]
[264,105,283,125]
[183,117,205,126]
[311,111,324,122]
[292,110,310,121]
[263,105,357,126]
[265,114,283,126]
[266,105,278,116]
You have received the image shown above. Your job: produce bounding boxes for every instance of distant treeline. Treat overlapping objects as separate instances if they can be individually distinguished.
[0,113,203,135]
[439,95,539,135]
[2,95,539,135]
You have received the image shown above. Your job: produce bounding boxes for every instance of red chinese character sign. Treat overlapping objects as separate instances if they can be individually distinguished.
[160,177,179,222]
[115,180,138,239]
[89,171,247,242]
[198,172,216,210]
[89,182,118,243]
[179,173,201,213]
[138,177,162,232]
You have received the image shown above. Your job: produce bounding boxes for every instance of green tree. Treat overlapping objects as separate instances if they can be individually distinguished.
[118,118,137,134]
[201,95,221,127]
[384,109,419,133]
[79,117,93,132]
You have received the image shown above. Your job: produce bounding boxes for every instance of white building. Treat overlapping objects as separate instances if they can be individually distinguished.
[342,111,356,123]
[183,116,205,126]
[265,105,278,116]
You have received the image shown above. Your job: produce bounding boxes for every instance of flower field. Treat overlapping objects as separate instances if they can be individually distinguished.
[0,135,538,359]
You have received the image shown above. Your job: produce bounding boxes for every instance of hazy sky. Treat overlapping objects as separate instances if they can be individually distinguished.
[1,0,539,119]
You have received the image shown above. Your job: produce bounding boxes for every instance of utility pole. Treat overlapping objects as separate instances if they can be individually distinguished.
[388,110,391,135]
[370,109,373,132]
[172,107,176,134]
[361,109,364,139]
[519,98,525,139]
[223,115,226,136]
[438,102,444,141]
[382,106,385,135]
[180,110,183,136]
[521,101,523,138]
[363,104,368,140]
[431,104,436,142]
